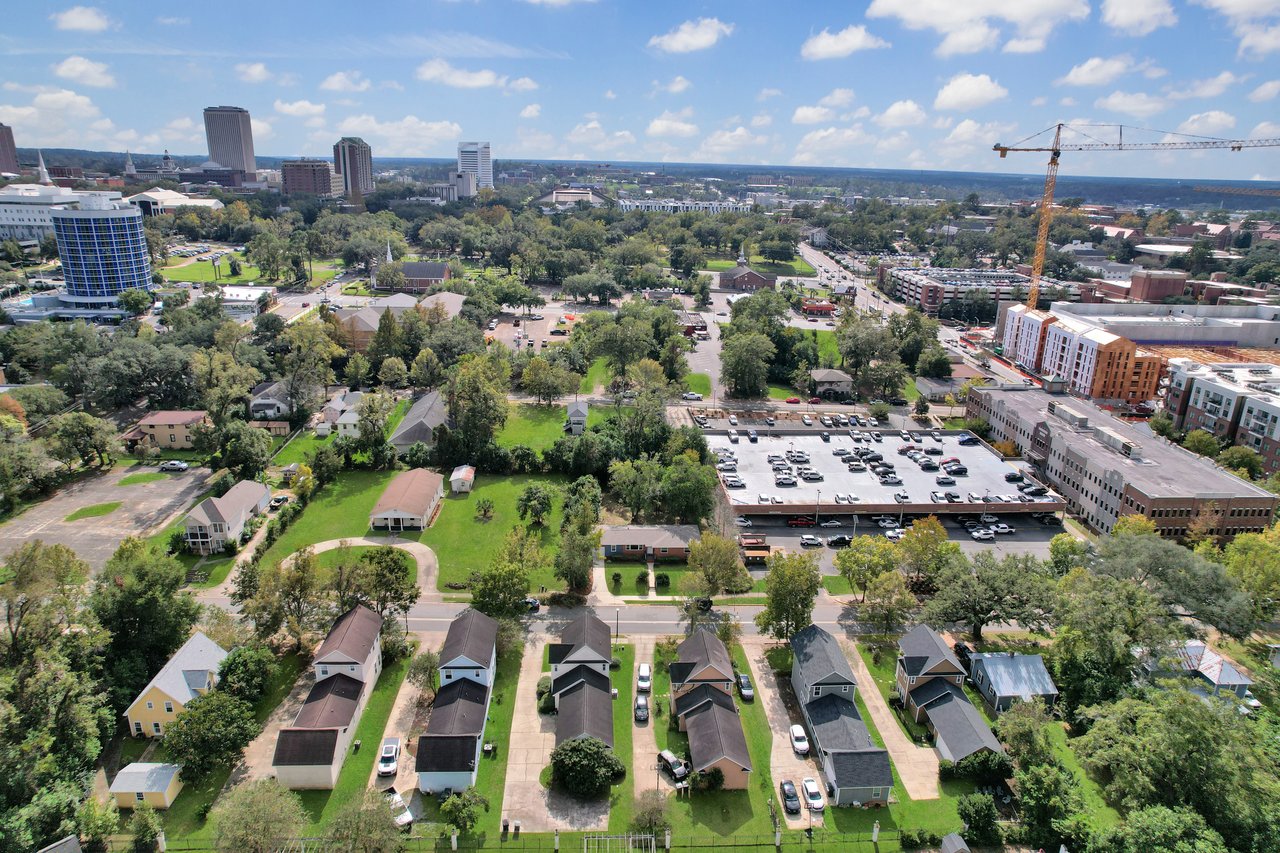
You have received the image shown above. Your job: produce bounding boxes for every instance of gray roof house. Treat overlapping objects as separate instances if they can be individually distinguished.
[599,524,699,562]
[439,608,498,687]
[791,625,892,805]
[555,679,615,747]
[683,700,753,789]
[567,399,589,435]
[1148,639,1254,700]
[182,480,271,555]
[36,837,83,853]
[388,390,449,453]
[897,625,1001,763]
[249,380,293,419]
[417,609,497,793]
[969,653,1058,714]
[124,631,228,736]
[550,612,616,749]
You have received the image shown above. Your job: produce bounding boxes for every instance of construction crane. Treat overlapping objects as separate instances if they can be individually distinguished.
[1192,184,1280,198]
[993,123,1280,308]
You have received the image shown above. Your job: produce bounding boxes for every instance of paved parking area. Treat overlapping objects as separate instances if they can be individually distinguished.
[631,637,668,794]
[0,466,211,570]
[489,307,581,354]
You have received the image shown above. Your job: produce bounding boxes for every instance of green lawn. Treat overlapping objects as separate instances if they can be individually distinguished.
[580,357,610,394]
[705,254,816,277]
[257,471,401,568]
[607,644,636,833]
[117,471,173,486]
[190,557,236,589]
[299,655,411,832]
[164,253,263,284]
[815,330,840,364]
[384,398,410,437]
[822,575,857,596]
[164,652,306,841]
[315,545,413,584]
[457,645,524,839]
[273,430,332,467]
[901,380,920,403]
[422,474,569,593]
[497,403,606,452]
[768,384,797,401]
[685,373,712,397]
[64,501,122,522]
[1046,721,1120,832]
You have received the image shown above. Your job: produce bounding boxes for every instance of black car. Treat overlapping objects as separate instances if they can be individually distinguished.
[736,672,754,700]
[1004,471,1024,483]
[889,397,909,406]
[827,534,853,547]
[524,597,541,613]
[953,641,974,672]
[779,780,802,815]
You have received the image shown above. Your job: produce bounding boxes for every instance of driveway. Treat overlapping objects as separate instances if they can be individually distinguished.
[369,628,448,795]
[741,640,825,829]
[0,465,211,570]
[843,638,939,800]
[631,637,668,794]
[228,665,314,787]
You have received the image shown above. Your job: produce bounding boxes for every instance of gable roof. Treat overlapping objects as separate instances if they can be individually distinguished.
[425,677,489,736]
[940,833,971,853]
[127,631,227,712]
[673,682,736,719]
[828,749,893,792]
[548,612,611,666]
[273,727,340,766]
[421,291,466,319]
[450,464,476,485]
[792,625,856,698]
[721,264,775,282]
[567,400,589,419]
[898,624,963,678]
[293,673,363,728]
[251,380,290,402]
[415,734,479,773]
[35,836,83,853]
[109,762,182,794]
[805,693,877,753]
[685,701,752,773]
[314,605,382,666]
[555,680,614,747]
[371,468,444,518]
[1172,640,1254,689]
[139,410,207,427]
[598,525,699,550]
[403,261,450,280]
[388,392,449,451]
[971,653,1058,701]
[552,663,611,697]
[914,682,1002,762]
[672,629,733,689]
[185,480,269,528]
[440,609,498,669]
[810,368,852,383]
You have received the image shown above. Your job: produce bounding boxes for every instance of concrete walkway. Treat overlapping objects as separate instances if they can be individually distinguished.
[842,638,939,800]
[369,628,448,795]
[589,565,626,606]
[740,640,824,828]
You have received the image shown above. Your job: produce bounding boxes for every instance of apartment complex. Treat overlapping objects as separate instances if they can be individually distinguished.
[282,159,343,197]
[1002,304,1162,403]
[1048,302,1280,350]
[884,267,1078,315]
[456,141,492,190]
[0,122,17,174]
[968,386,1277,539]
[1166,360,1280,475]
[53,197,153,305]
[202,106,256,176]
[333,136,374,198]
[617,198,753,213]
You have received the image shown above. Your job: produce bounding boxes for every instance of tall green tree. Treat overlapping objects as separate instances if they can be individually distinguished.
[161,690,257,781]
[325,789,407,852]
[720,332,775,398]
[923,552,1054,641]
[687,533,751,598]
[470,561,531,620]
[862,570,917,635]
[516,483,555,526]
[211,780,308,853]
[834,536,897,602]
[754,552,822,640]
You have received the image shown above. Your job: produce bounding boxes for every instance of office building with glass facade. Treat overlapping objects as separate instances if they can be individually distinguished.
[52,202,153,306]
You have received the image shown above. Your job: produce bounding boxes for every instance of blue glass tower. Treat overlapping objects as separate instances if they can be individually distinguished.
[52,204,153,306]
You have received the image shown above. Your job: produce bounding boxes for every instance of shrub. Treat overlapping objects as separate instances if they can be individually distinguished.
[609,656,622,670]
[547,591,586,608]
[636,569,649,585]
[538,691,556,714]
[724,573,753,594]
[611,571,622,586]
[536,676,551,697]
[898,828,942,849]
[550,737,624,798]
[693,767,724,791]
[654,573,670,587]
[633,789,670,833]
[956,794,1002,846]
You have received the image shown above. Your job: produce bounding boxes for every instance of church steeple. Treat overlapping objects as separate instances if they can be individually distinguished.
[123,150,136,177]
[36,150,51,185]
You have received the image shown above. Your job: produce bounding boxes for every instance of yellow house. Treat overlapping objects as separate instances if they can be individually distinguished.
[134,410,211,450]
[124,632,228,738]
[110,763,184,809]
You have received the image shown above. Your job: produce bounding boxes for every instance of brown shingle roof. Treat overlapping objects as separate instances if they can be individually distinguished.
[293,673,363,728]
[372,468,444,518]
[440,609,498,670]
[685,701,752,773]
[139,410,208,426]
[314,606,382,666]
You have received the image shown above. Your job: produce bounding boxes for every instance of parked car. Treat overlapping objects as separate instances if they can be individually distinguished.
[736,672,754,700]
[819,519,842,528]
[970,528,996,541]
[827,534,852,547]
[634,694,649,722]
[159,460,189,472]
[989,523,1016,535]
[637,663,652,693]
[659,749,690,781]
[790,724,810,755]
[728,415,738,426]
[735,516,753,528]
[801,777,825,811]
[801,415,813,426]
[886,528,906,542]
[524,597,541,613]
[681,391,703,400]
[748,430,759,443]
[780,780,802,815]
[799,534,822,547]
[786,397,800,404]
[787,517,817,528]
[377,737,401,777]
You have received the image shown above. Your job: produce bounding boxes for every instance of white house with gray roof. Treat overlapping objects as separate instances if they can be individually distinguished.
[124,632,228,737]
[969,652,1058,714]
[183,480,270,555]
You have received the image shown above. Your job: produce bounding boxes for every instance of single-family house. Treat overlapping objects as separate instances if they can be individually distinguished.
[398,261,452,293]
[420,291,466,320]
[336,407,361,438]
[550,612,616,748]
[249,381,293,420]
[449,465,476,494]
[124,631,228,737]
[684,700,752,790]
[670,628,734,725]
[133,410,210,450]
[548,612,612,682]
[388,390,449,453]
[318,389,362,435]
[109,763,184,810]
[439,608,498,688]
[811,368,853,397]
[718,254,777,292]
[791,625,891,806]
[940,834,971,853]
[333,294,421,352]
[896,625,1001,763]
[182,480,271,555]
[273,606,383,789]
[555,679,615,748]
[1149,640,1254,700]
[415,678,491,793]
[369,468,444,531]
[567,400,588,435]
[599,525,699,563]
[35,836,83,853]
[969,653,1058,714]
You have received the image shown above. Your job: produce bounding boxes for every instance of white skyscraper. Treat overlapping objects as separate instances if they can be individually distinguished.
[203,106,256,176]
[457,141,492,190]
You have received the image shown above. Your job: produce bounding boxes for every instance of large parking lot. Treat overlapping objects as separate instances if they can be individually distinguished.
[487,307,582,352]
[714,429,1063,518]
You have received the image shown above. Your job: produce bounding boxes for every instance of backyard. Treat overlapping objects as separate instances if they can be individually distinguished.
[256,470,401,568]
[497,403,607,452]
[606,644,636,833]
[705,255,817,278]
[163,253,263,284]
[579,357,610,394]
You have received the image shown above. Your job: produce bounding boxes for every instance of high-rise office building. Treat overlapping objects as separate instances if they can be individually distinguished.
[281,159,343,197]
[457,141,492,190]
[0,123,18,175]
[333,137,374,198]
[203,106,256,176]
[52,196,153,306]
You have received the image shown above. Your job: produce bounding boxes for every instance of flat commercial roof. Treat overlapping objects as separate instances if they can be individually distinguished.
[713,427,1063,516]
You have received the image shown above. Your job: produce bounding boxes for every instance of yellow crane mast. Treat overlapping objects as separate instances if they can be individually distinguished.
[994,123,1280,309]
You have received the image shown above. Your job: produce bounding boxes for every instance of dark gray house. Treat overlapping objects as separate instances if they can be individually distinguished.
[388,390,450,453]
[791,625,892,806]
[896,625,1002,763]
[969,653,1058,714]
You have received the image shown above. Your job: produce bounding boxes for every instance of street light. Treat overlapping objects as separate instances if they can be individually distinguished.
[814,489,821,525]
[615,607,620,642]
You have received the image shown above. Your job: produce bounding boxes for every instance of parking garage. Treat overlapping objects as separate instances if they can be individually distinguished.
[713,429,1065,521]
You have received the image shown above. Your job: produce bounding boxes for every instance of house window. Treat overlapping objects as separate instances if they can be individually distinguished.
[146,701,153,710]
[841,685,850,693]
[319,666,329,676]
[152,723,161,735]
[164,702,173,713]
[908,677,916,685]
[871,788,882,800]
[169,434,176,443]
[474,670,480,678]
[349,666,356,673]
[133,721,142,735]
[813,686,821,697]
[136,792,145,803]
[445,671,453,680]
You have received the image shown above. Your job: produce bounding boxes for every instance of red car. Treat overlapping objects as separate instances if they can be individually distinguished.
[787,517,817,528]
[786,397,801,404]
[808,397,822,404]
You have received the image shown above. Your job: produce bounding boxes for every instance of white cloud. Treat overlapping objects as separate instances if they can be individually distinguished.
[648,18,734,53]
[1102,0,1177,35]
[933,73,1008,110]
[604,89,617,99]
[521,0,597,5]
[1031,96,1047,106]
[337,113,462,156]
[875,99,926,127]
[866,0,1088,56]
[696,126,767,158]
[653,76,692,95]
[792,105,834,125]
[849,106,872,119]
[565,119,635,152]
[320,70,371,92]
[647,107,699,137]
[1250,121,1280,138]
[1060,96,1077,106]
[51,55,115,88]
[1250,80,1280,101]
[1175,110,1236,136]
[509,77,539,92]
[799,25,890,60]
[51,6,111,31]
[273,98,325,117]
[1192,0,1280,56]
[415,58,536,92]
[1238,25,1280,56]
[520,103,541,119]
[750,113,772,127]
[945,118,1016,145]
[1170,71,1244,100]
[251,117,274,140]
[819,88,855,107]
[235,62,274,83]
[156,16,189,25]
[1057,55,1134,86]
[792,125,875,165]
[757,88,782,101]
[1095,90,1167,118]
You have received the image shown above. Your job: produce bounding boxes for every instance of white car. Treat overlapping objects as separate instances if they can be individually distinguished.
[377,737,400,777]
[801,777,825,812]
[758,494,771,504]
[819,520,842,528]
[799,534,822,547]
[970,528,996,541]
[980,514,999,524]
[637,663,652,693]
[990,523,1016,535]
[790,724,810,755]
[681,391,703,401]
[384,789,413,827]
[886,528,906,542]
[159,460,189,472]
[878,518,900,529]
[735,516,753,527]
[801,415,813,426]
[833,494,849,505]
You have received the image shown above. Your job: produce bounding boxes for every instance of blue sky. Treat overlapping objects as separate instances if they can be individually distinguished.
[3,1,1279,179]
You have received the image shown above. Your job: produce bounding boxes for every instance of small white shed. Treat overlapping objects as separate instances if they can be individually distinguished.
[450,465,476,494]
